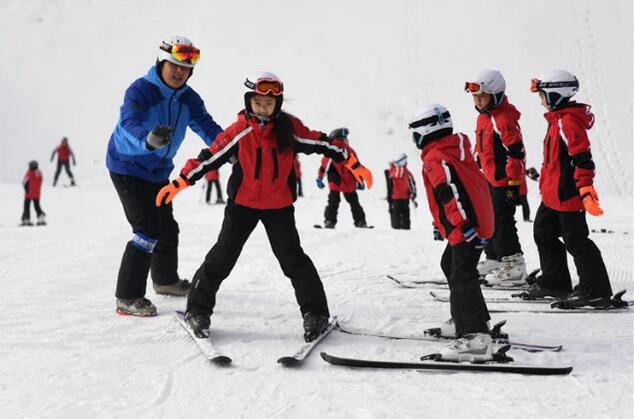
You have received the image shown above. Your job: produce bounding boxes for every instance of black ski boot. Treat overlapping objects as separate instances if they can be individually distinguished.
[552,288,611,309]
[324,220,336,229]
[186,312,211,338]
[303,313,329,342]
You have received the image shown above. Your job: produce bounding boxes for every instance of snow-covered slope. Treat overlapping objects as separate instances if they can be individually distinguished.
[0,0,632,417]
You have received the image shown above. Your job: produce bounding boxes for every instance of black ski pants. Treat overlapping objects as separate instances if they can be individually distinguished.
[533,202,612,298]
[390,199,410,229]
[484,185,522,261]
[22,198,45,221]
[440,241,490,337]
[110,172,180,299]
[187,203,330,318]
[518,195,531,221]
[324,190,366,226]
[205,179,223,203]
[53,160,74,185]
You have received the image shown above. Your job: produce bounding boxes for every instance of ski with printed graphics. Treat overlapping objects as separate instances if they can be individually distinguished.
[320,349,573,375]
[386,274,530,291]
[336,321,563,353]
[277,317,339,367]
[429,290,554,304]
[174,311,232,366]
[489,290,633,314]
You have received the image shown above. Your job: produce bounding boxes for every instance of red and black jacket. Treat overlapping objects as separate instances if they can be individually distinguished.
[317,140,358,193]
[539,103,596,212]
[180,111,349,209]
[52,143,75,163]
[386,165,416,200]
[23,169,43,199]
[420,133,494,245]
[204,169,219,181]
[474,96,525,187]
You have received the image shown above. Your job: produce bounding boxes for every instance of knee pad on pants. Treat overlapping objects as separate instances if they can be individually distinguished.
[131,232,158,253]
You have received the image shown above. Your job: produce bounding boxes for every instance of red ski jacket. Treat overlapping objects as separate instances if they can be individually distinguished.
[23,169,43,199]
[180,111,350,209]
[317,140,358,193]
[293,158,302,178]
[474,97,525,187]
[52,143,74,162]
[205,169,219,181]
[387,166,416,200]
[420,133,494,245]
[539,103,596,212]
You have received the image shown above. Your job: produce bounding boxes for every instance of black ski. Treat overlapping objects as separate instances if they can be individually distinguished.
[489,290,632,313]
[278,317,338,367]
[387,275,527,291]
[174,311,232,366]
[320,352,573,375]
[337,321,562,352]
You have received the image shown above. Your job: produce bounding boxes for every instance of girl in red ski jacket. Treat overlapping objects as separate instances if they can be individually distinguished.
[155,71,373,342]
[385,153,417,229]
[316,128,368,228]
[465,70,527,284]
[21,161,46,226]
[527,70,613,307]
[51,137,76,186]
[204,169,224,204]
[409,104,493,362]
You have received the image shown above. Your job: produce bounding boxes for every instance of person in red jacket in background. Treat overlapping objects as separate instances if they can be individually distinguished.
[204,169,224,204]
[524,70,613,308]
[465,70,527,286]
[409,103,493,362]
[316,128,369,228]
[385,153,417,229]
[293,156,303,197]
[155,71,373,341]
[51,137,76,187]
[21,161,46,226]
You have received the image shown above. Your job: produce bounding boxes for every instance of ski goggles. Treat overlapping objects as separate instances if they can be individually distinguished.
[464,81,484,94]
[530,78,578,92]
[246,78,284,96]
[160,42,200,65]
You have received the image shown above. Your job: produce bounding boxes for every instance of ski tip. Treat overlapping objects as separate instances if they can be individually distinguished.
[211,355,232,366]
[277,357,300,367]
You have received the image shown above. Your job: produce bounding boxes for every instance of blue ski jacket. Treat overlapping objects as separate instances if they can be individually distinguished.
[106,66,223,182]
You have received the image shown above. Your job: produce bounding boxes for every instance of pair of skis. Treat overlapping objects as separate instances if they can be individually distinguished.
[175,312,571,374]
[387,274,529,291]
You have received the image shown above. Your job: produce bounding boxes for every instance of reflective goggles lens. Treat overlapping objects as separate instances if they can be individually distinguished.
[254,79,283,96]
[464,82,482,94]
[162,43,200,65]
[530,79,541,92]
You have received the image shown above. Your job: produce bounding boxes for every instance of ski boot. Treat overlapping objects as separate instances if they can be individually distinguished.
[484,253,528,286]
[116,297,157,317]
[215,198,225,204]
[424,319,456,338]
[435,333,494,363]
[153,279,191,296]
[20,219,33,226]
[303,313,330,342]
[186,312,211,338]
[36,214,47,226]
[515,282,569,300]
[324,220,336,229]
[551,288,611,310]
[477,258,499,277]
[354,220,371,228]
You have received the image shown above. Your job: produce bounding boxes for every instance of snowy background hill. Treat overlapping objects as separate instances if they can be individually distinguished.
[0,0,632,418]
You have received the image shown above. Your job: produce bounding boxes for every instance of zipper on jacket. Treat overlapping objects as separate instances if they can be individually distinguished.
[254,147,262,179]
[272,148,279,181]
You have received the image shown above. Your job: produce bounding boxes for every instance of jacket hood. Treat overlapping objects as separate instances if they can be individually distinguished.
[490,96,521,120]
[545,102,594,129]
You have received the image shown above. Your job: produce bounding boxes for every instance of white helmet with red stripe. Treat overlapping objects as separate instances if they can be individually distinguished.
[244,71,285,117]
[465,69,506,108]
[531,69,579,110]
[157,36,199,68]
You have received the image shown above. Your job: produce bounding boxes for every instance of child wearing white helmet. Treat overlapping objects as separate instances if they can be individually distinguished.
[408,103,494,362]
[385,153,417,229]
[156,71,373,342]
[464,69,528,286]
[524,70,614,308]
[106,36,223,317]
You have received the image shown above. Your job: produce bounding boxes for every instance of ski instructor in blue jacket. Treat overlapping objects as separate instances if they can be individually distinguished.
[107,36,223,317]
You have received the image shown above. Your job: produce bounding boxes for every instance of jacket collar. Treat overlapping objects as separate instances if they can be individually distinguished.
[144,66,189,99]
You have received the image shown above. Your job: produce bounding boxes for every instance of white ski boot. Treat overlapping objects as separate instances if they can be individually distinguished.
[484,253,527,286]
[477,258,500,277]
[439,333,493,362]
[36,214,47,226]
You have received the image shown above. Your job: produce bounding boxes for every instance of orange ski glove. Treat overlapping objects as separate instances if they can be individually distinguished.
[579,185,603,216]
[344,155,373,189]
[156,175,189,207]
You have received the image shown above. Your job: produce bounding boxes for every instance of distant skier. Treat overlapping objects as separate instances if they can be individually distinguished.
[50,137,76,187]
[524,70,613,308]
[294,155,303,197]
[385,153,417,229]
[409,103,493,362]
[21,160,46,226]
[106,36,223,316]
[155,71,373,341]
[464,70,528,285]
[316,128,370,228]
[204,169,224,204]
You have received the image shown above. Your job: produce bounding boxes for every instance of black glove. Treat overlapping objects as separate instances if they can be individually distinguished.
[356,182,365,190]
[526,167,540,181]
[147,125,174,150]
[433,226,443,241]
[506,185,521,206]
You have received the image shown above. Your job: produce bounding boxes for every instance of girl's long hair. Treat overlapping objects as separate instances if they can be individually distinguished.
[274,111,295,152]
